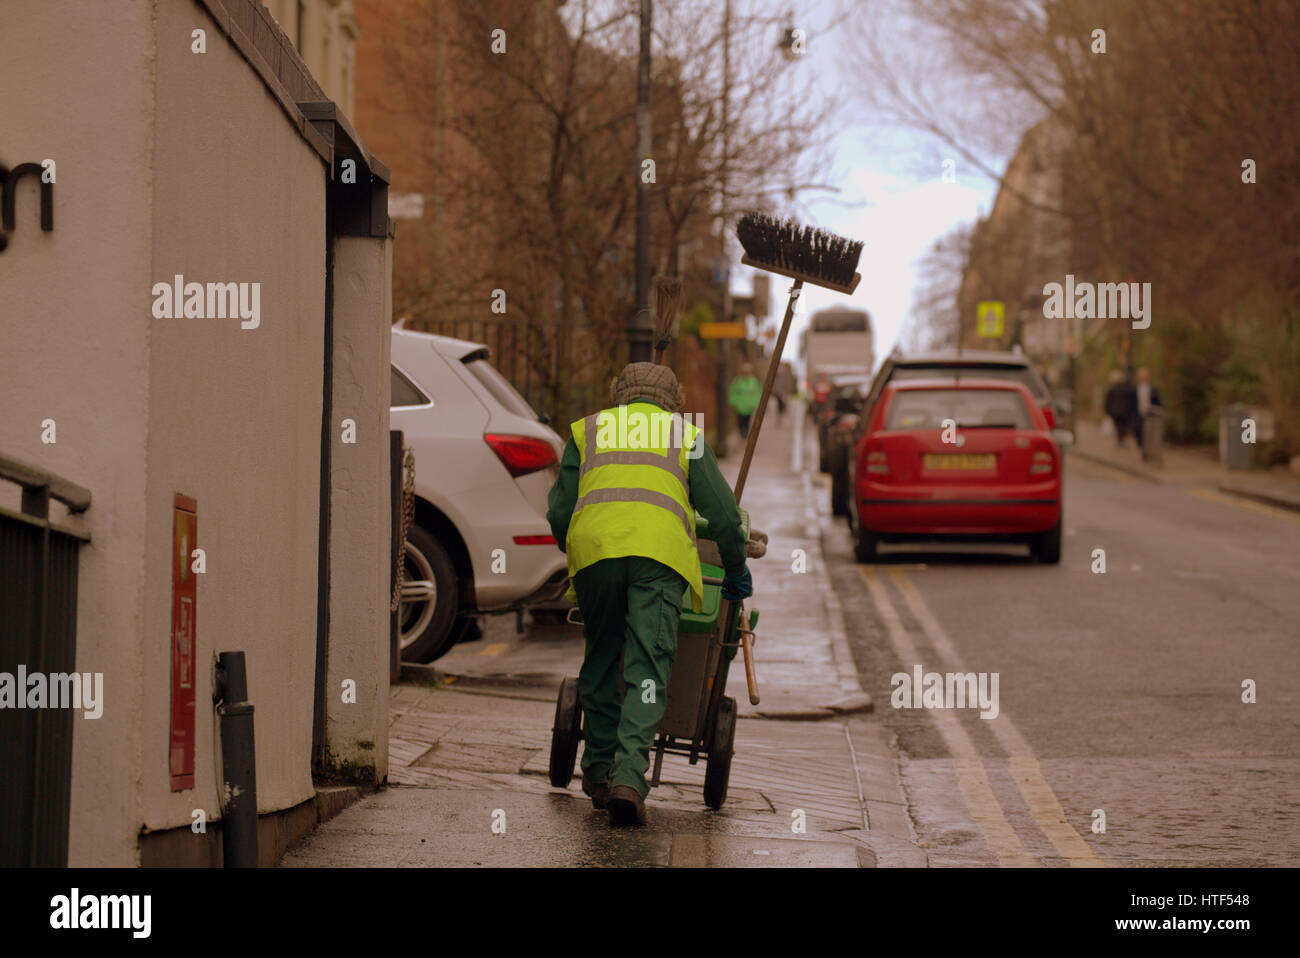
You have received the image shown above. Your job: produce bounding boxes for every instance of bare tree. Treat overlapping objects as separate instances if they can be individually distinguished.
[362,1,876,425]
[846,0,1300,450]
[905,223,971,352]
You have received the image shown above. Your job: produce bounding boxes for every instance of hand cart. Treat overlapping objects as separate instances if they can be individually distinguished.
[548,516,761,810]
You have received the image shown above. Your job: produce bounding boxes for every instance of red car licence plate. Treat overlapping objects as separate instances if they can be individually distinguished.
[923,453,996,470]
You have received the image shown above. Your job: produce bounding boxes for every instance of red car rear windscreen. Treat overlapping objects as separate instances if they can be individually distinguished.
[891,364,1048,401]
[884,389,1033,431]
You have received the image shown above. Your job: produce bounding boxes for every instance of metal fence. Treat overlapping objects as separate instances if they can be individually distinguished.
[0,455,90,866]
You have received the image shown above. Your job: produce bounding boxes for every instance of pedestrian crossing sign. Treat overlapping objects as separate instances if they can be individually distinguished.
[977,301,1004,338]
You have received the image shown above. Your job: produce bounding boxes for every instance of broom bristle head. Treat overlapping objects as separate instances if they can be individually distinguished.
[653,275,682,353]
[736,211,864,291]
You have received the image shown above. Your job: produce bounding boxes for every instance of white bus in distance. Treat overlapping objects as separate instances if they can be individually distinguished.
[800,307,875,407]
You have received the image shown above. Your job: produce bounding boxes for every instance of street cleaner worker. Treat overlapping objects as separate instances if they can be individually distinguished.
[547,361,751,827]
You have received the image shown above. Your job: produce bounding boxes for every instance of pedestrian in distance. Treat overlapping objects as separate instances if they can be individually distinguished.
[773,361,796,424]
[546,362,752,827]
[1131,366,1163,451]
[1104,369,1135,447]
[728,361,762,439]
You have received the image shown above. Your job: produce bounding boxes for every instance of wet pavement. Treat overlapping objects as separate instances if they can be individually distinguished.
[283,404,914,867]
[282,681,900,866]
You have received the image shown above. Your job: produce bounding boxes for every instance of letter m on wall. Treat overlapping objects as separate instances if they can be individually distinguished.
[0,162,55,252]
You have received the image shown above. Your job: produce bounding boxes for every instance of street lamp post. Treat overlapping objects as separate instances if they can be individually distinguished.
[630,0,653,363]
[714,0,732,457]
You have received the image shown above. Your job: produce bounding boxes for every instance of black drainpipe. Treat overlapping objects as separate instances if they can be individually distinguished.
[297,100,391,775]
[312,165,335,772]
[214,651,258,866]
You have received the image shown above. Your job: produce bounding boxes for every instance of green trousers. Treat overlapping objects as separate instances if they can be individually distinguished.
[574,555,685,799]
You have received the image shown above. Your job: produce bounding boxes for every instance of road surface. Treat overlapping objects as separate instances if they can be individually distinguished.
[823,450,1300,866]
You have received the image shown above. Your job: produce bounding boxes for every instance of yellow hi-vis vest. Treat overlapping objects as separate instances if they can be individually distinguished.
[565,403,704,612]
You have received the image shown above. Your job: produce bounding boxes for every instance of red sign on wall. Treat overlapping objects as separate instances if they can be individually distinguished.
[170,495,197,791]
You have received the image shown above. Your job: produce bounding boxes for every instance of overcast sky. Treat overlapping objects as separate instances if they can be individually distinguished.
[735,0,1004,372]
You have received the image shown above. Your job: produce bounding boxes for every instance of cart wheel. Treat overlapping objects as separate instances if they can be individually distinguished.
[548,677,583,787]
[703,696,737,810]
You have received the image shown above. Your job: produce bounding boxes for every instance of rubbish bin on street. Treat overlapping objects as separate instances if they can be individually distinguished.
[1141,407,1164,467]
[1219,404,1253,470]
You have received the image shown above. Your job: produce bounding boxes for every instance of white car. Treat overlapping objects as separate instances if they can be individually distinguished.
[391,327,568,662]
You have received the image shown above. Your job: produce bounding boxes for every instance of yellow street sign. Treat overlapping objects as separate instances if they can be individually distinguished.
[699,321,747,339]
[976,300,1004,338]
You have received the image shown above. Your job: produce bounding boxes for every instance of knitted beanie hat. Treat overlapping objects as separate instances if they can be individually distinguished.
[610,362,685,412]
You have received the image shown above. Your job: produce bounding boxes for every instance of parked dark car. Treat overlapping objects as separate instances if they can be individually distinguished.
[862,349,1059,425]
[827,381,871,516]
[816,372,873,473]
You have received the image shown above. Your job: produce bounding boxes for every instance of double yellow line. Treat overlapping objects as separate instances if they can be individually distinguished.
[860,566,1105,867]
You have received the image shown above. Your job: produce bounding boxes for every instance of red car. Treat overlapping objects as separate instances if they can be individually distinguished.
[847,379,1062,563]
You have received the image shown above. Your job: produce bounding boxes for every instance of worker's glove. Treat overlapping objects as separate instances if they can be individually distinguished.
[721,566,753,602]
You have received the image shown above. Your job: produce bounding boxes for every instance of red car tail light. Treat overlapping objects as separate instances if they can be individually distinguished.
[866,449,889,474]
[513,534,556,545]
[836,414,859,431]
[485,434,559,477]
[1030,450,1055,475]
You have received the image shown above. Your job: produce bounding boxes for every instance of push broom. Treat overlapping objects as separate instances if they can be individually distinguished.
[731,211,863,502]
[725,212,864,704]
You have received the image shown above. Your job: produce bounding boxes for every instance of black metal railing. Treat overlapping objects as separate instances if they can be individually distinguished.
[0,454,90,867]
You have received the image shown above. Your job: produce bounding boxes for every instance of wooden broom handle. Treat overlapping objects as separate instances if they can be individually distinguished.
[741,625,760,705]
[732,278,802,504]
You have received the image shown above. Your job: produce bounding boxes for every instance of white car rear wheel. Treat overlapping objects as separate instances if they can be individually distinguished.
[400,525,460,662]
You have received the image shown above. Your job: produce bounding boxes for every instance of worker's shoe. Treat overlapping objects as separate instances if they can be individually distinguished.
[606,785,647,827]
[582,776,611,810]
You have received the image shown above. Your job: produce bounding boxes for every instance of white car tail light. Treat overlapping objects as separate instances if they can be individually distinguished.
[485,434,559,477]
[866,449,889,475]
[1030,450,1054,475]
